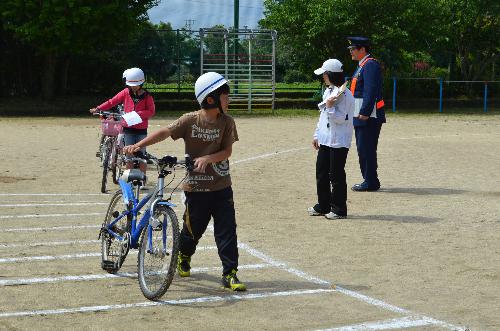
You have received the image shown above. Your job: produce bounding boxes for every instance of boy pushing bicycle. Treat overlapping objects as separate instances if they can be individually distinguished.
[123,72,246,291]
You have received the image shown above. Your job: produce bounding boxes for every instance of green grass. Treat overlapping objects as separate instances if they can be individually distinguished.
[144,81,321,93]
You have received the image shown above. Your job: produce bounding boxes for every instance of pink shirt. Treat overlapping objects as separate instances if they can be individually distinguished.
[97,88,155,130]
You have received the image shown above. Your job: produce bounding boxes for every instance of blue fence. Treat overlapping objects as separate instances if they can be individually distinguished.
[392,78,499,113]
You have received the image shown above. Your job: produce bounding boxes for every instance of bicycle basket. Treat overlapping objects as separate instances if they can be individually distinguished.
[101,119,122,136]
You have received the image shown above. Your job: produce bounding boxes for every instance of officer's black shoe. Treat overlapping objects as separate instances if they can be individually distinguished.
[351,183,380,192]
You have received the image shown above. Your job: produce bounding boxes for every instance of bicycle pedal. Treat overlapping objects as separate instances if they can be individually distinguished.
[101,260,117,270]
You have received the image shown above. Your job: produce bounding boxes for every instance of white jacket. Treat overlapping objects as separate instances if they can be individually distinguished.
[313,86,354,148]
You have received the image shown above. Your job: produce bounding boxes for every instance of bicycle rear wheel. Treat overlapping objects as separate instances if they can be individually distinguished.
[137,207,179,300]
[101,190,131,273]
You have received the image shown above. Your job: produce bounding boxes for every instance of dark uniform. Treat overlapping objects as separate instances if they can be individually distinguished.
[348,37,386,191]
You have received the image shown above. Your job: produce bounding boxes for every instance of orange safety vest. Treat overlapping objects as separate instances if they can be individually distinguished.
[350,57,385,109]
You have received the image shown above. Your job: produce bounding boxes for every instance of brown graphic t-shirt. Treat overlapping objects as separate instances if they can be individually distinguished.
[167,111,238,192]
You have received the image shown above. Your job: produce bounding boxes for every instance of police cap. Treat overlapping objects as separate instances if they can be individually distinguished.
[347,36,370,49]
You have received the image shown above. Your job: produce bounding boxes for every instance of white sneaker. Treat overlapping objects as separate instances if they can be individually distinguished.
[325,212,346,220]
[307,207,325,216]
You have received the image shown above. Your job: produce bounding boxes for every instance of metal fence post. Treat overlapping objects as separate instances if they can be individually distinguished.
[177,29,181,95]
[483,82,488,113]
[439,78,443,113]
[392,77,396,113]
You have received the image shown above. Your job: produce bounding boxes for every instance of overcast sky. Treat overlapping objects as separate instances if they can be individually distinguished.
[147,0,265,30]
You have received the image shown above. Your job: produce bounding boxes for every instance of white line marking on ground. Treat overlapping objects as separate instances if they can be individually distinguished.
[0,239,99,249]
[0,203,108,207]
[238,242,329,286]
[0,288,335,317]
[0,263,270,286]
[0,193,104,196]
[238,242,465,330]
[0,246,217,263]
[231,147,308,166]
[1,147,467,330]
[314,316,436,330]
[0,252,103,263]
[0,225,100,233]
[0,213,103,219]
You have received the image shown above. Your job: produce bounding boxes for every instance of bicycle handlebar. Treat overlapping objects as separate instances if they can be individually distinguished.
[92,110,123,120]
[123,152,194,171]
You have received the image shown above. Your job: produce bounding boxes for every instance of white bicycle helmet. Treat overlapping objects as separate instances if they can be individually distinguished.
[194,72,228,104]
[122,68,130,79]
[125,67,145,86]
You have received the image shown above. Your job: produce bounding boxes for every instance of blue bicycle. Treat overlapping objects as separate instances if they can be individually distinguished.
[99,152,193,300]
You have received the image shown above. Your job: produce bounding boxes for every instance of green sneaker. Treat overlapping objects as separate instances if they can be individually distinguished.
[177,252,191,277]
[222,269,247,291]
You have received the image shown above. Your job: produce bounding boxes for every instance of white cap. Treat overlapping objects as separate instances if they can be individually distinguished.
[194,72,228,104]
[314,59,343,75]
[125,67,145,86]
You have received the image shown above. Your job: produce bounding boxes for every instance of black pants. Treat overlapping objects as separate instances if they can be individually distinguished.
[354,119,382,188]
[179,186,238,275]
[316,145,349,216]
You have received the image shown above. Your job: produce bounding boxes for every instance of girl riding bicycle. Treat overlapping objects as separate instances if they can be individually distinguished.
[90,67,155,180]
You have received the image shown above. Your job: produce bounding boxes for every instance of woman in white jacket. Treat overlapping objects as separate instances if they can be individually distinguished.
[308,59,354,219]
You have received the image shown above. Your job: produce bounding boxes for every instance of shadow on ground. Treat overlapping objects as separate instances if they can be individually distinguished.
[349,214,440,223]
[379,187,466,195]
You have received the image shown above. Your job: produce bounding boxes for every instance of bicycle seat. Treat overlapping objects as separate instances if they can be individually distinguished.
[120,169,146,183]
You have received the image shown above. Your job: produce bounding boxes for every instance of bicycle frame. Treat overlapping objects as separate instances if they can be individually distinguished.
[104,177,177,250]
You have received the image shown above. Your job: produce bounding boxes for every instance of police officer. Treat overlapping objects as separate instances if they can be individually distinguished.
[347,36,386,192]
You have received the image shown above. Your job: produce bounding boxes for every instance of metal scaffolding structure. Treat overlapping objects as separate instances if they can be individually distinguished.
[200,28,277,112]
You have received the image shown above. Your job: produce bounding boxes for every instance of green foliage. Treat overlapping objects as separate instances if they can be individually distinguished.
[283,69,311,83]
[260,0,499,84]
[0,0,158,55]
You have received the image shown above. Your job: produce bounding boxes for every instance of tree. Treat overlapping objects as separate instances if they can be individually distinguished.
[0,0,158,99]
[260,0,445,78]
[441,0,499,82]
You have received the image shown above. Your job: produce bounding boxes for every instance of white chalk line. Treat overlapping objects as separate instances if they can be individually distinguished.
[0,288,335,318]
[0,246,217,264]
[238,242,465,330]
[0,224,100,233]
[0,239,99,249]
[231,147,308,166]
[0,193,105,196]
[314,316,436,331]
[0,263,270,287]
[0,212,103,219]
[0,202,108,207]
[1,147,466,329]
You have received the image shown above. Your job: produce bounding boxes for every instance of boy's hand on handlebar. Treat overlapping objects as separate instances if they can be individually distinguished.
[193,156,210,173]
[123,145,141,155]
[89,108,98,114]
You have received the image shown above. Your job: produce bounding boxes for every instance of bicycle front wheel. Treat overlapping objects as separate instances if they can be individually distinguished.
[137,207,179,300]
[100,138,112,193]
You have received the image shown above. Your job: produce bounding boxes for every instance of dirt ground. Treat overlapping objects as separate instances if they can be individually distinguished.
[0,114,499,331]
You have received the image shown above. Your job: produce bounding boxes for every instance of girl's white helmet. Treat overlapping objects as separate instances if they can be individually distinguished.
[122,68,130,79]
[125,67,145,86]
[194,72,228,104]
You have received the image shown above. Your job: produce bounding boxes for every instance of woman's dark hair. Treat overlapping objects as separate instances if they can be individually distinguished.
[326,71,345,87]
[201,83,230,109]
